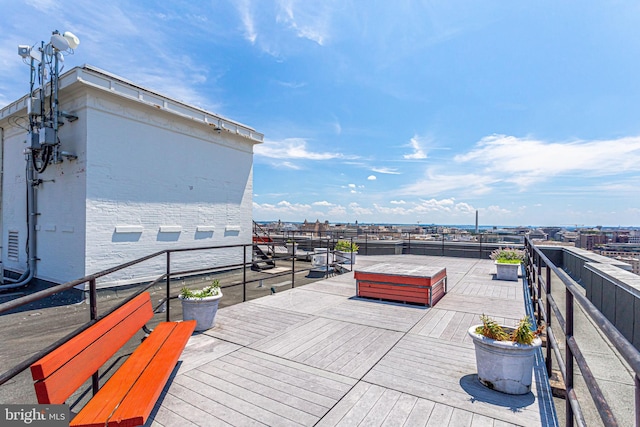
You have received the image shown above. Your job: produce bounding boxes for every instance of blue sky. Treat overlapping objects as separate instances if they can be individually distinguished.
[2,1,640,227]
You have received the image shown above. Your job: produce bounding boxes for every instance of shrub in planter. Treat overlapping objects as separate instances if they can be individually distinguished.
[490,247,525,281]
[468,314,543,394]
[334,240,359,264]
[179,279,223,332]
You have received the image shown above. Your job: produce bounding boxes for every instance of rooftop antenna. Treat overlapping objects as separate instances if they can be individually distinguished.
[1,30,80,290]
[18,30,80,172]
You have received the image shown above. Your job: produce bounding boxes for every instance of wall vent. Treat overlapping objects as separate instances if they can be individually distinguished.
[7,231,19,262]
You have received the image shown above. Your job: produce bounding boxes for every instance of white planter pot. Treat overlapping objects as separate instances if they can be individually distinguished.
[335,250,357,265]
[179,292,222,332]
[311,248,334,268]
[287,243,299,255]
[467,325,542,395]
[495,262,520,281]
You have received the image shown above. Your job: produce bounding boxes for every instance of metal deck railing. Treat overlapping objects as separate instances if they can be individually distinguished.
[525,236,640,427]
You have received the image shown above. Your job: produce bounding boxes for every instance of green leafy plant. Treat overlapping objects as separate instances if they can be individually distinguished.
[180,279,221,299]
[334,240,359,252]
[490,247,525,264]
[475,314,543,344]
[475,314,509,340]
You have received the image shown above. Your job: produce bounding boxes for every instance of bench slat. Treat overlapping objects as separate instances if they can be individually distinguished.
[31,293,154,404]
[69,321,194,427]
[106,320,196,427]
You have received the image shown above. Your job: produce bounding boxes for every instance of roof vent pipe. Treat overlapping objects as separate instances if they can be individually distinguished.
[0,153,37,290]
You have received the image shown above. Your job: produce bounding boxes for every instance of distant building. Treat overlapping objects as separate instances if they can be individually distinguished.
[577,233,608,251]
[527,229,548,241]
[0,65,263,286]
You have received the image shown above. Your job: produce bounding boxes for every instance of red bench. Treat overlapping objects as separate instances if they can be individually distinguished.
[355,263,447,306]
[30,292,196,427]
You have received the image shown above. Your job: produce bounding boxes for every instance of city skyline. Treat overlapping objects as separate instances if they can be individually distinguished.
[1,1,639,226]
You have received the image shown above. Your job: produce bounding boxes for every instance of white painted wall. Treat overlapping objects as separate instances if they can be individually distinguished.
[84,88,255,285]
[1,92,87,284]
[1,66,262,286]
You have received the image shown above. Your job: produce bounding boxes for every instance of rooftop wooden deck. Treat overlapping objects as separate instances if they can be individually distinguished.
[147,255,558,426]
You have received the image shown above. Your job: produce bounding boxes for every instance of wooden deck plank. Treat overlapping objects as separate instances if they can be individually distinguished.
[252,317,402,379]
[197,362,329,417]
[425,403,453,426]
[380,393,419,427]
[145,404,200,427]
[182,368,319,425]
[248,288,347,314]
[233,348,357,394]
[177,334,241,374]
[333,382,386,426]
[363,334,544,426]
[314,382,371,427]
[317,298,428,332]
[434,293,524,320]
[206,303,313,346]
[403,398,435,427]
[174,374,299,426]
[210,358,338,410]
[359,388,402,426]
[143,256,557,427]
[447,408,473,427]
[160,383,258,427]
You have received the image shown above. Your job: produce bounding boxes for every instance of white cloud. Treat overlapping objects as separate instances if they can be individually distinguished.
[276,0,332,45]
[313,200,334,206]
[390,200,406,204]
[367,175,377,180]
[237,0,257,44]
[349,202,373,215]
[399,170,496,197]
[403,135,428,159]
[276,80,307,89]
[372,167,401,175]
[348,183,356,188]
[455,134,640,187]
[255,138,347,160]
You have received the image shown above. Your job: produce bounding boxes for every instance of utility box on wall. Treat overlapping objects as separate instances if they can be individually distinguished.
[0,65,263,287]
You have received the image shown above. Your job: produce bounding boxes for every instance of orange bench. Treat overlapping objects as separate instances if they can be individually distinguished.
[30,292,196,427]
[355,263,447,306]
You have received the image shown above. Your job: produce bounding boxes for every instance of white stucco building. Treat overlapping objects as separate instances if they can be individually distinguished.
[0,65,263,287]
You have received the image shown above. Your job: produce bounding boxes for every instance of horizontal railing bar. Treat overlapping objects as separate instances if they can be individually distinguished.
[532,244,640,376]
[567,335,618,426]
[546,293,567,333]
[0,272,167,387]
[0,250,167,316]
[567,388,588,427]
[547,327,566,381]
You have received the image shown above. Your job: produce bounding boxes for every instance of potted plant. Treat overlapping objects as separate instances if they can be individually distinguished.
[490,247,525,281]
[334,240,359,265]
[467,314,543,395]
[179,279,223,332]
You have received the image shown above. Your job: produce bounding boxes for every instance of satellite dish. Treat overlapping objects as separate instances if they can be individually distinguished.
[50,33,69,51]
[63,31,80,49]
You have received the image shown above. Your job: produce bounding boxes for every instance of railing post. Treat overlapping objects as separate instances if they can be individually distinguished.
[546,264,553,377]
[89,278,99,396]
[537,261,543,326]
[636,374,640,427]
[166,251,171,322]
[566,288,575,427]
[243,245,247,301]
[291,241,296,288]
